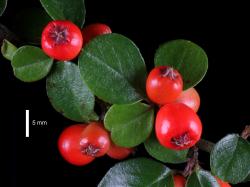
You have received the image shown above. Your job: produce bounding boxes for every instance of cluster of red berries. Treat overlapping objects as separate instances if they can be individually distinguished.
[146,66,202,150]
[58,122,134,166]
[146,63,231,187]
[40,20,231,187]
[40,20,134,165]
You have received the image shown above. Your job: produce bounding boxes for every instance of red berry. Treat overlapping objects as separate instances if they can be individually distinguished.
[82,23,112,46]
[173,175,186,187]
[107,141,134,160]
[41,20,83,61]
[155,103,202,150]
[146,66,183,105]
[58,124,94,166]
[175,87,200,112]
[80,122,110,157]
[215,177,232,187]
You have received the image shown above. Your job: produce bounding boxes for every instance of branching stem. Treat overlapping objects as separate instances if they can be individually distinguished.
[182,146,199,177]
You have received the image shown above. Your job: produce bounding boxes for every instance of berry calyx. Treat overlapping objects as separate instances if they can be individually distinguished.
[155,103,202,150]
[80,122,110,157]
[41,20,83,61]
[48,24,69,45]
[146,66,183,105]
[160,67,178,80]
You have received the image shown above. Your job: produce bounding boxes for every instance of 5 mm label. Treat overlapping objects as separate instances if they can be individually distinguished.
[25,110,48,138]
[32,120,48,126]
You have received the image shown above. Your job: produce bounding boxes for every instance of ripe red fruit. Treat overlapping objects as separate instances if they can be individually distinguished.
[82,23,112,46]
[155,103,202,150]
[146,66,183,105]
[173,175,186,187]
[80,122,110,157]
[41,20,83,61]
[175,87,200,112]
[58,124,94,166]
[215,177,232,187]
[107,141,134,160]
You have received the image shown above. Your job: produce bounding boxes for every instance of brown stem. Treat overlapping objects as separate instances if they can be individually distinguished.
[196,139,215,153]
[182,146,199,177]
[241,125,250,139]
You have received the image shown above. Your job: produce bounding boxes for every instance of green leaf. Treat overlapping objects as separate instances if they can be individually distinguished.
[98,158,174,187]
[210,134,250,184]
[46,62,98,122]
[104,102,154,147]
[154,39,208,89]
[186,169,220,187]
[40,0,86,28]
[144,132,188,164]
[11,46,53,82]
[11,8,51,44]
[1,39,17,61]
[0,0,7,16]
[79,33,147,104]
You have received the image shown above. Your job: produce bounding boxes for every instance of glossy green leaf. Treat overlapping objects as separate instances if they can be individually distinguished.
[210,134,250,184]
[186,169,220,187]
[79,33,147,104]
[104,102,154,147]
[98,158,174,187]
[11,46,53,82]
[154,39,208,89]
[11,8,51,44]
[40,0,85,28]
[0,0,7,16]
[46,62,98,122]
[144,132,188,164]
[1,39,17,60]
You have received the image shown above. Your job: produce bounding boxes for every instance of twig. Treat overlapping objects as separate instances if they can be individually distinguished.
[182,146,199,177]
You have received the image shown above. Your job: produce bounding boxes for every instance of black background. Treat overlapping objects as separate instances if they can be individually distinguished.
[1,0,250,186]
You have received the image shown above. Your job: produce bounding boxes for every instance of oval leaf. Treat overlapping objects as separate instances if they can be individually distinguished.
[104,102,154,147]
[11,8,51,44]
[0,0,7,16]
[40,0,86,28]
[1,39,17,61]
[154,39,208,89]
[144,132,188,164]
[98,158,174,187]
[46,62,98,122]
[210,134,250,184]
[11,46,53,82]
[79,33,147,104]
[186,169,220,187]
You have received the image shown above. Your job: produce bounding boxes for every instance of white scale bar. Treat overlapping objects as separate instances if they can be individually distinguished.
[26,110,29,137]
